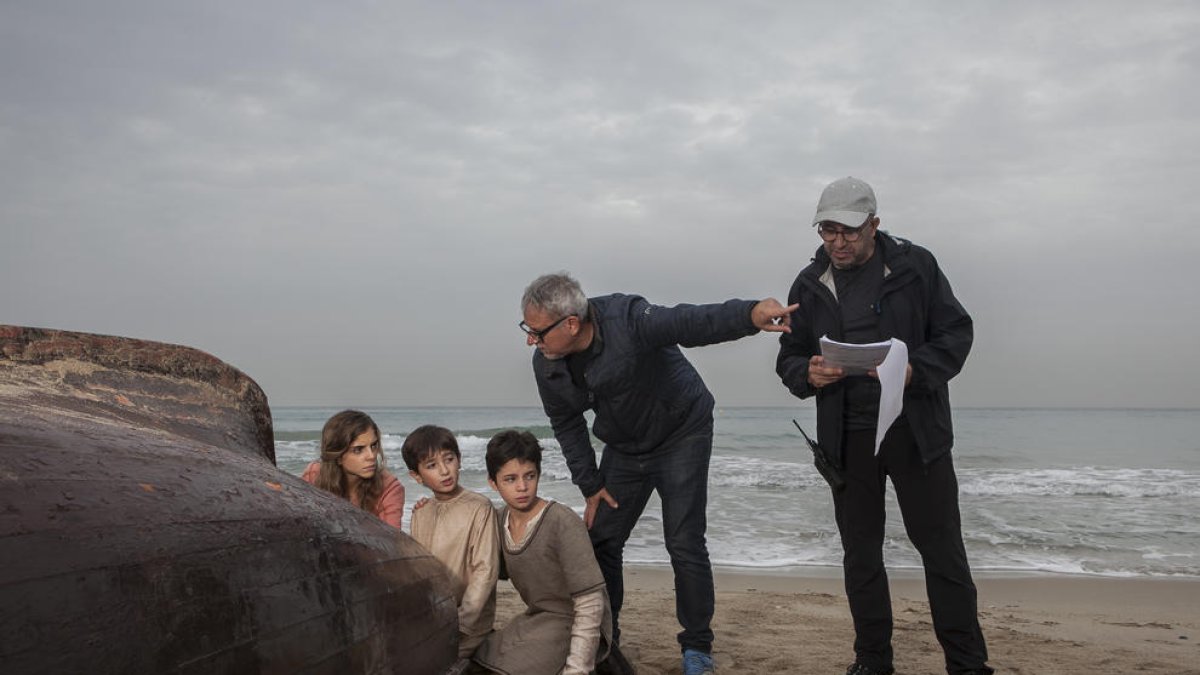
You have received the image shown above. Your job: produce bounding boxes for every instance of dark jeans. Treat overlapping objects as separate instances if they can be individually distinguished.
[588,424,715,654]
[834,424,990,674]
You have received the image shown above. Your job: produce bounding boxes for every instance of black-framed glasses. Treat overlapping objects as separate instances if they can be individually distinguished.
[518,315,573,343]
[816,215,872,243]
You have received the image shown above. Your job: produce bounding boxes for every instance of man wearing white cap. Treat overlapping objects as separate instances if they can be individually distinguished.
[776,177,992,675]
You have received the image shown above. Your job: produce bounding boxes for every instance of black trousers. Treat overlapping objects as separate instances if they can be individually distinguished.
[834,424,990,674]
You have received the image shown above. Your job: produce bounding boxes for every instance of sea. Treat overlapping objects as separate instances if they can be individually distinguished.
[272,406,1200,579]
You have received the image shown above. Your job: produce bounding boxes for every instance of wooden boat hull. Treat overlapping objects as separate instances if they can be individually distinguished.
[0,326,459,674]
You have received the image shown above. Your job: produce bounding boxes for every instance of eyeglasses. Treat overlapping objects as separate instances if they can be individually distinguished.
[816,216,872,243]
[518,315,573,343]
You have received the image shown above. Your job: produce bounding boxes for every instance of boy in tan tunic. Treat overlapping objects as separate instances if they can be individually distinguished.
[402,425,499,659]
[472,430,624,675]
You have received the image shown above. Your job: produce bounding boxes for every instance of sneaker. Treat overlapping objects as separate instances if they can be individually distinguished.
[682,648,715,675]
[845,663,894,675]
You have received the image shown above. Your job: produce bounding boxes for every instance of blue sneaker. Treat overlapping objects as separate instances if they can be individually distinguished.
[682,648,715,675]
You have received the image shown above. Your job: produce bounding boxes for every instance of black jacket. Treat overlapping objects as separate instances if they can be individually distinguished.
[776,232,972,466]
[534,293,759,497]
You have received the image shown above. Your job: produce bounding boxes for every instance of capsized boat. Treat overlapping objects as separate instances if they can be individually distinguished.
[0,326,459,674]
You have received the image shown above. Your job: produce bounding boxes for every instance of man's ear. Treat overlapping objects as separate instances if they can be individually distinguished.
[409,470,423,485]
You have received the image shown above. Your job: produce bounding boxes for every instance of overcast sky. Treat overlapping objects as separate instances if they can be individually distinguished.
[3,1,1198,409]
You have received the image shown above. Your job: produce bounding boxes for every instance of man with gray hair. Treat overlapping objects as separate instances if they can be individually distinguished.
[776,177,991,675]
[519,273,795,675]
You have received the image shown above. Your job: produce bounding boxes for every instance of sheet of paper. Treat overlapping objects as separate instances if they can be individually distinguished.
[819,335,908,455]
[873,338,908,455]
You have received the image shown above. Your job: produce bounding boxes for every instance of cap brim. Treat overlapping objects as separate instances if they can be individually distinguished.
[812,209,870,227]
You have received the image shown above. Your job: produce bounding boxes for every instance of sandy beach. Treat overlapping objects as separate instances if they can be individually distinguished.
[493,566,1200,674]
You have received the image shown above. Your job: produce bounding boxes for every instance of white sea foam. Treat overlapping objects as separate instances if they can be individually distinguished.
[959,467,1200,498]
[272,406,1200,578]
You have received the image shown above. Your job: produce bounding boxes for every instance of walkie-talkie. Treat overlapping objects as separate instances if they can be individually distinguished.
[793,419,845,492]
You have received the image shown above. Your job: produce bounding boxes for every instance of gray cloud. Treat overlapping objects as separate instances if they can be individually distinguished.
[3,0,1198,409]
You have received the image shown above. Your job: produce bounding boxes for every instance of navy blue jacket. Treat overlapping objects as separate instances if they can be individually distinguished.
[776,233,973,466]
[533,293,760,497]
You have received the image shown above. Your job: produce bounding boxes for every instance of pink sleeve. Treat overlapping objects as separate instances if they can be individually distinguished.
[373,474,406,529]
[301,461,320,485]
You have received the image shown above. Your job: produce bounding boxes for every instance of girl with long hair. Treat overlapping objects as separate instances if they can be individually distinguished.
[301,409,405,528]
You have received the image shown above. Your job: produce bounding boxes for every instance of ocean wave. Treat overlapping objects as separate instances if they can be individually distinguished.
[274,433,1200,501]
[959,468,1200,498]
[712,465,1200,498]
[628,544,1200,578]
[710,468,828,490]
[706,455,822,489]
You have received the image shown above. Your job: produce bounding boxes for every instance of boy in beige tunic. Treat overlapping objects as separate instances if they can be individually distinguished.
[402,425,499,659]
[472,430,617,675]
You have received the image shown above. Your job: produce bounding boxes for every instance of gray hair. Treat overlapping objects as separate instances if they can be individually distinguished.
[521,272,589,320]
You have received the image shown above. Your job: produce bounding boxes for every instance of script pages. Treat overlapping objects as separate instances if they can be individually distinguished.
[818,335,909,454]
[817,336,891,375]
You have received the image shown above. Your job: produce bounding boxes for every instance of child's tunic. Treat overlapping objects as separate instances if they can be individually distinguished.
[409,489,499,657]
[472,501,613,675]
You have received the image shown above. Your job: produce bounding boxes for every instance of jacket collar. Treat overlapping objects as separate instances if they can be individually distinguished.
[806,230,907,278]
[805,230,912,288]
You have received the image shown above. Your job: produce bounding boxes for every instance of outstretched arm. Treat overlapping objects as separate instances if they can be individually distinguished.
[634,296,794,349]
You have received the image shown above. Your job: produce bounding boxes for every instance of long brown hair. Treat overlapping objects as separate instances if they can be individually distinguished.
[314,410,389,513]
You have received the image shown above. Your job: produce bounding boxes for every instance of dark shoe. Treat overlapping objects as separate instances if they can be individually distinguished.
[954,669,995,675]
[595,643,636,675]
[846,662,895,675]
